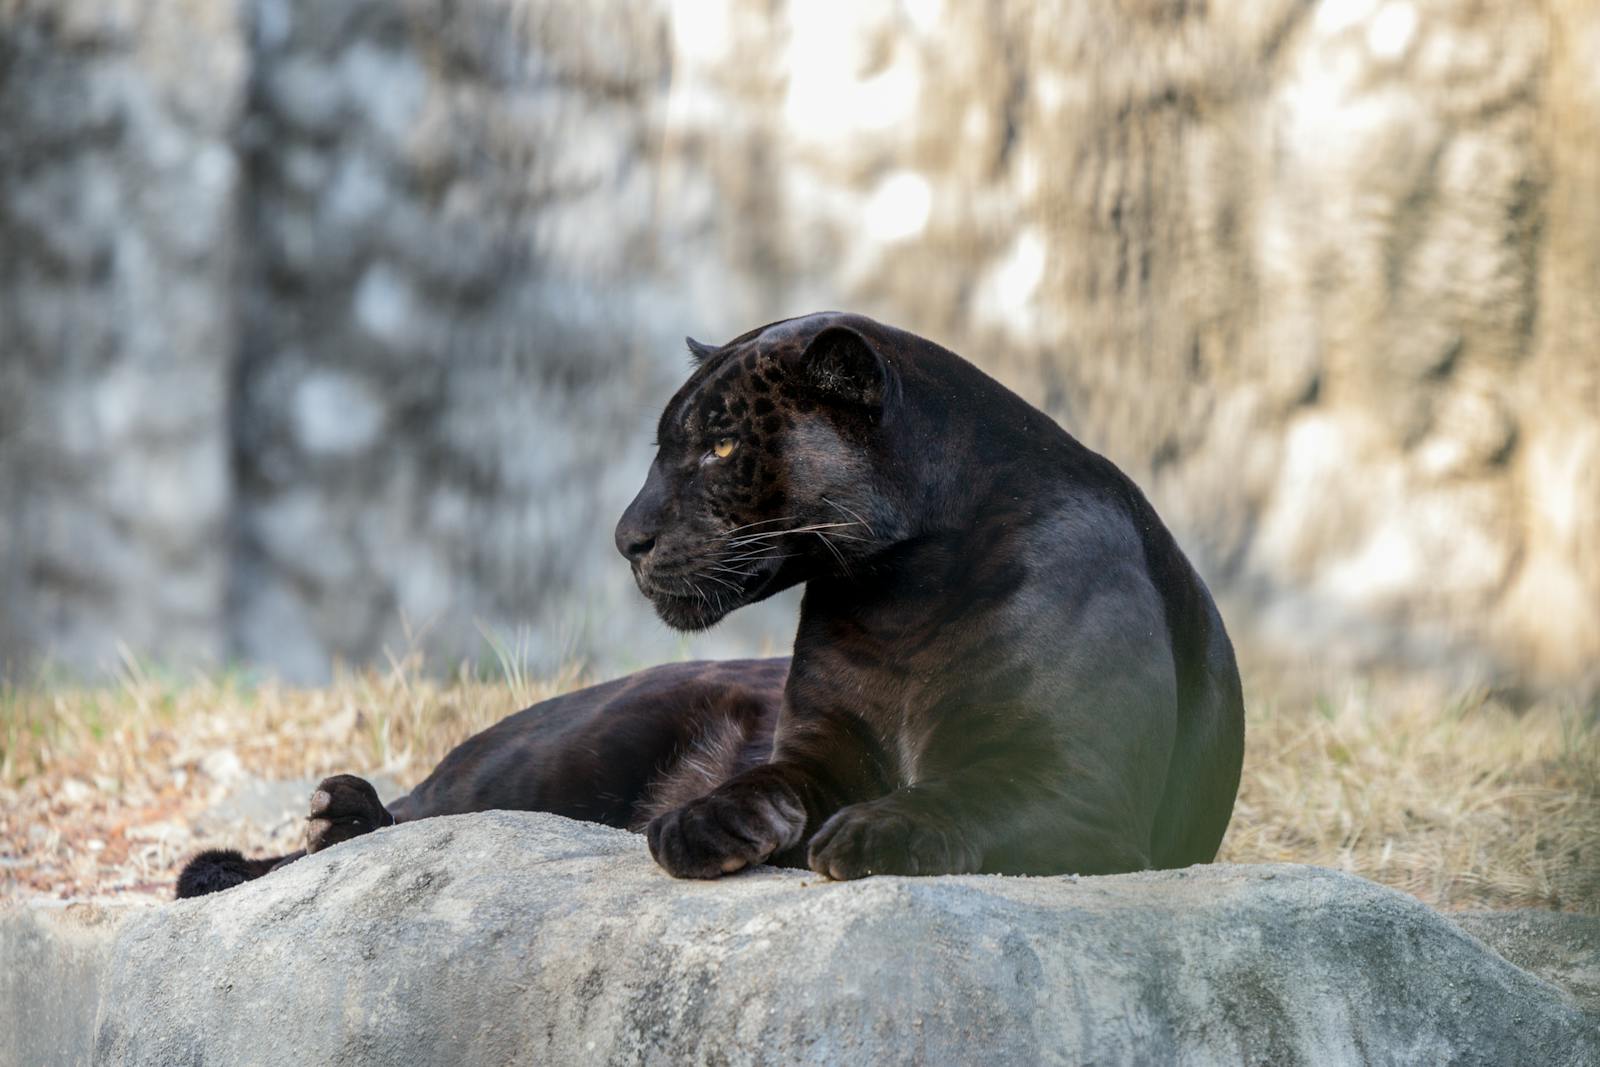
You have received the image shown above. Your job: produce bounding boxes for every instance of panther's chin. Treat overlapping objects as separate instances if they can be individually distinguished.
[639,567,777,632]
[648,590,735,632]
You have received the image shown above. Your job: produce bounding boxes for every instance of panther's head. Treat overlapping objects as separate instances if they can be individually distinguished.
[615,313,904,631]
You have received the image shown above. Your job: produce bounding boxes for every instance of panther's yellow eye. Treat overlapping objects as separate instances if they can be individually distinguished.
[713,437,736,459]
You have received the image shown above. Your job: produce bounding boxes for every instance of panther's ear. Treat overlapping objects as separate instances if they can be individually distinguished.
[685,336,717,366]
[799,326,885,410]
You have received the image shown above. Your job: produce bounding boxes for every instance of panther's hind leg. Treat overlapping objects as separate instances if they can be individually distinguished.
[174,773,398,898]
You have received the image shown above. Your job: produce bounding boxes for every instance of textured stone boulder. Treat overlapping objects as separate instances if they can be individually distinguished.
[1454,909,1600,1018]
[2,903,128,1066]
[41,813,1590,1065]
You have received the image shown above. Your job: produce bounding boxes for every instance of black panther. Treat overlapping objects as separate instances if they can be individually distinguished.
[177,312,1244,897]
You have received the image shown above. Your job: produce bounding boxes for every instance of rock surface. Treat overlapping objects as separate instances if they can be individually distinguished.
[4,812,1594,1066]
[1,903,128,1067]
[1454,909,1600,1017]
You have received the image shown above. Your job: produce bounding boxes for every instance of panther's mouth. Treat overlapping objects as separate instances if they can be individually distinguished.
[635,563,777,632]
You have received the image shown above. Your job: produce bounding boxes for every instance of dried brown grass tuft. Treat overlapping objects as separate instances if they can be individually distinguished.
[1220,672,1600,913]
[2,657,1596,911]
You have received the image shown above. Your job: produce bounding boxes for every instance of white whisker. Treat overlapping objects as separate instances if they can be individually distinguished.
[723,515,797,535]
[822,496,876,537]
[812,529,852,577]
[701,572,743,593]
[726,520,865,547]
[719,553,797,568]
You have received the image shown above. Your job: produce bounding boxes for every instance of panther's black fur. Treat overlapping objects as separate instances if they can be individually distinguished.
[177,313,1244,895]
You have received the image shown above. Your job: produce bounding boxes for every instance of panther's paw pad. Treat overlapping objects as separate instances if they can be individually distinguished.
[647,783,806,879]
[305,773,391,854]
[807,803,980,880]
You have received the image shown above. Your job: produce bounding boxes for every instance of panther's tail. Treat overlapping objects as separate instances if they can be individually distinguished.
[175,848,304,899]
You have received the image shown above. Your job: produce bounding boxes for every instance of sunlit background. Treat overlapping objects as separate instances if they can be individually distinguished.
[2,0,1597,694]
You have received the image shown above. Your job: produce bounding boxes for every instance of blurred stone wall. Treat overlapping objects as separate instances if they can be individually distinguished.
[0,0,244,672]
[1,0,1596,688]
[226,0,766,680]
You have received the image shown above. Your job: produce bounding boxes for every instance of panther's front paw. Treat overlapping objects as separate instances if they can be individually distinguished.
[305,774,392,854]
[647,780,806,879]
[807,800,980,880]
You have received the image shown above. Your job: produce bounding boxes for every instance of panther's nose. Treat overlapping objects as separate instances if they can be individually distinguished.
[617,527,656,563]
[617,463,667,564]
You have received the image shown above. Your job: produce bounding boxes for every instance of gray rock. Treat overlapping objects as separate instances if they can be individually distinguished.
[289,369,389,458]
[261,54,346,136]
[63,813,1598,1066]
[1455,910,1600,1016]
[0,903,133,1067]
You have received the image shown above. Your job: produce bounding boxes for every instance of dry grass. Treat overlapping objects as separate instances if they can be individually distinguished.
[0,652,577,903]
[2,656,1596,912]
[1219,672,1599,913]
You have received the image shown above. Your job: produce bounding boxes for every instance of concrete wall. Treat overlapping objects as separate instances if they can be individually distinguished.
[1,0,1596,688]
